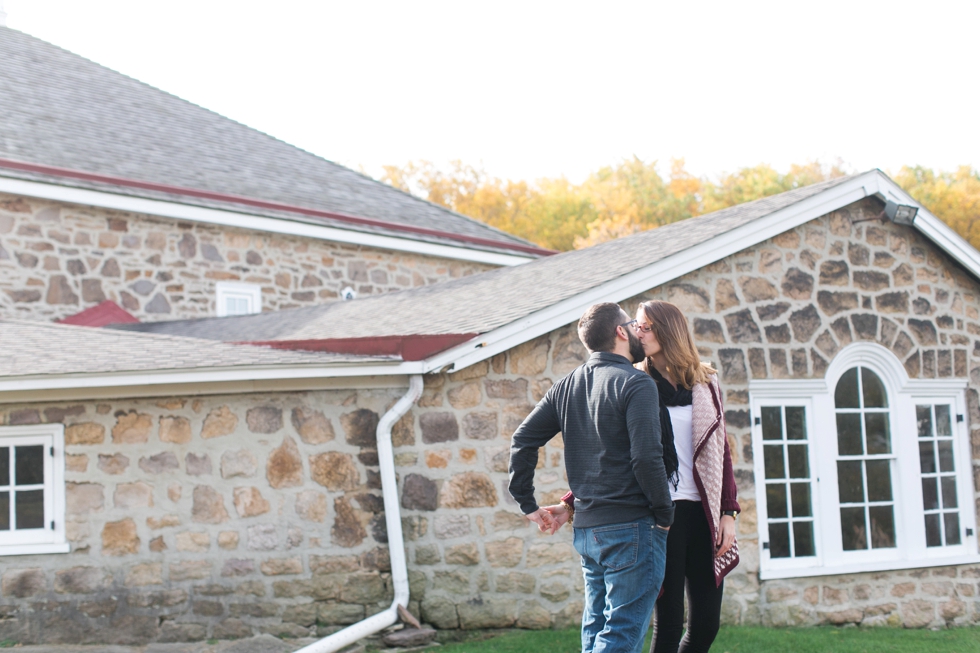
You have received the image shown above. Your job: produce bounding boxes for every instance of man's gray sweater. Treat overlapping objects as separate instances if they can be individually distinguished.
[508,351,674,529]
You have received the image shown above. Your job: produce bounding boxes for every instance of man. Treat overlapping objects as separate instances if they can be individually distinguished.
[509,302,674,653]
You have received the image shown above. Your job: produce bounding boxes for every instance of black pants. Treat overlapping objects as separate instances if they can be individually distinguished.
[650,500,724,653]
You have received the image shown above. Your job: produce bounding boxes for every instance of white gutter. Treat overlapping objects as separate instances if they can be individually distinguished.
[294,374,424,653]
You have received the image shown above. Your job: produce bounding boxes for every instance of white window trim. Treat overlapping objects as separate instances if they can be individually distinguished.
[215,281,262,317]
[0,424,69,556]
[750,342,979,580]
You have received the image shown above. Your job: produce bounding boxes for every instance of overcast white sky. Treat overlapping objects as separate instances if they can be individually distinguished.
[4,0,978,183]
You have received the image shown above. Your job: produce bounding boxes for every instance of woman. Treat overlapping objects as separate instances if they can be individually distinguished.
[550,300,739,653]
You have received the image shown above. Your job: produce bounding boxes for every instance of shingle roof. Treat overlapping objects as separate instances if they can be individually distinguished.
[0,320,383,377]
[114,175,857,342]
[0,26,543,257]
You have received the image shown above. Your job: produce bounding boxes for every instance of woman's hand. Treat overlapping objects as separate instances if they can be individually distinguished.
[525,507,557,534]
[542,504,571,534]
[715,514,736,557]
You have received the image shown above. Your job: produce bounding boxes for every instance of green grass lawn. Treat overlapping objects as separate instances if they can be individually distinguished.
[434,625,980,653]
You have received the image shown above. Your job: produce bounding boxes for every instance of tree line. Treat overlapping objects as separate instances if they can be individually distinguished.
[379,160,980,252]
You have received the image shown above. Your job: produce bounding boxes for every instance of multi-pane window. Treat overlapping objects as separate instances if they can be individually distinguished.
[761,405,815,559]
[917,404,961,547]
[215,282,262,317]
[0,425,66,554]
[0,443,46,532]
[834,367,896,551]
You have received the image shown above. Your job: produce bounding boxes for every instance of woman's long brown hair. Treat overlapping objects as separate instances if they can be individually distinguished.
[638,300,716,390]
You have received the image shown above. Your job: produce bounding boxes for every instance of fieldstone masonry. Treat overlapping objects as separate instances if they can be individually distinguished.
[0,193,493,322]
[0,197,978,644]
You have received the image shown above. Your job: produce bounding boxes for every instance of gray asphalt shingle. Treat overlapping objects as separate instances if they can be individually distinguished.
[0,26,541,256]
[0,320,385,377]
[114,175,856,342]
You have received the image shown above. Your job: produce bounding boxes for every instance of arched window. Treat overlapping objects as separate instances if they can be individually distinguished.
[750,343,978,579]
[834,367,895,551]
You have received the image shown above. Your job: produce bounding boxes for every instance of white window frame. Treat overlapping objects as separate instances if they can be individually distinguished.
[0,424,68,556]
[750,342,979,580]
[215,281,262,317]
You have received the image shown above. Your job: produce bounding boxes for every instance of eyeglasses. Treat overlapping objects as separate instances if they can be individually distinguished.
[619,319,637,330]
[634,323,653,334]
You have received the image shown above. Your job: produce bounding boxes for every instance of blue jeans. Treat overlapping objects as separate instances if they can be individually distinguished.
[573,517,669,653]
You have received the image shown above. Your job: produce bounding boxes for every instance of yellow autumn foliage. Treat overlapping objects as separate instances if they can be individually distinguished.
[380,160,979,252]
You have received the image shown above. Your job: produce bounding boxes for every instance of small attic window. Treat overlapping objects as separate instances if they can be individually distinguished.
[215,282,262,317]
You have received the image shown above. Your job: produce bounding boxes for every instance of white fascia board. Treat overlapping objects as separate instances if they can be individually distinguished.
[0,176,533,267]
[0,361,421,400]
[872,175,980,281]
[427,172,881,374]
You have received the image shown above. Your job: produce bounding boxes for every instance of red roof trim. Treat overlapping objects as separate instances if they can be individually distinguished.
[57,300,140,327]
[0,157,556,257]
[241,334,478,362]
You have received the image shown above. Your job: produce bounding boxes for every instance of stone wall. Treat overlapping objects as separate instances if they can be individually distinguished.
[1,197,979,645]
[628,196,980,627]
[0,193,494,322]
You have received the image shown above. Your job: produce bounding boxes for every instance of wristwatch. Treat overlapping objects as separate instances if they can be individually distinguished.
[722,510,738,519]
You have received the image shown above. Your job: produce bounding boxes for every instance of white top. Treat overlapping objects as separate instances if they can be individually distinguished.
[667,404,700,502]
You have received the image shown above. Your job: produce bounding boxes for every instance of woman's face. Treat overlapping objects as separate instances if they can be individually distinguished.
[635,308,662,359]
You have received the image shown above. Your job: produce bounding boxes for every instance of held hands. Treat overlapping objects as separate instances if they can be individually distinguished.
[525,505,570,535]
[715,514,736,557]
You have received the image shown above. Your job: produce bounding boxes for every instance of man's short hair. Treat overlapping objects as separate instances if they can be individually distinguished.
[578,302,626,353]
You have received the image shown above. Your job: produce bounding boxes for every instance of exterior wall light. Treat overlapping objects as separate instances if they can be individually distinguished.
[885,200,918,225]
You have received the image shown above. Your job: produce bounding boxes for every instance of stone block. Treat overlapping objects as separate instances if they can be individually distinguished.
[157,621,207,643]
[420,411,459,443]
[112,410,152,443]
[114,481,153,509]
[176,531,210,552]
[159,415,191,443]
[102,518,140,555]
[448,381,482,409]
[139,451,179,474]
[341,572,386,604]
[667,283,710,312]
[319,602,366,626]
[484,378,528,399]
[486,537,524,567]
[221,448,258,478]
[439,472,498,508]
[739,277,778,303]
[509,337,550,375]
[434,514,471,539]
[246,406,282,433]
[434,569,470,594]
[402,473,438,511]
[445,542,480,565]
[202,406,238,438]
[126,563,163,587]
[246,524,278,551]
[526,541,576,567]
[54,566,107,594]
[291,406,334,444]
[902,599,935,628]
[66,481,104,515]
[97,453,129,474]
[2,568,46,597]
[186,452,212,476]
[65,422,105,445]
[221,559,255,577]
[267,436,303,488]
[170,560,212,581]
[295,489,328,522]
[332,496,366,548]
[457,596,517,629]
[192,485,229,524]
[421,596,459,629]
[341,408,380,446]
[310,452,360,491]
[234,487,271,517]
[261,557,303,576]
[147,514,180,529]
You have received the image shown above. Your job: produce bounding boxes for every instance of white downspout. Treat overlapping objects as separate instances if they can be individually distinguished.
[294,374,424,653]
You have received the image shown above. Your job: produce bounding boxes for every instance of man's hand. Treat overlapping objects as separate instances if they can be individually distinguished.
[715,514,736,557]
[542,504,571,534]
[525,507,557,534]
